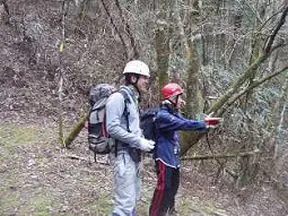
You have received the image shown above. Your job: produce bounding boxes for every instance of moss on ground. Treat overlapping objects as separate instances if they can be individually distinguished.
[0,191,21,214]
[21,195,54,216]
[179,198,228,216]
[31,197,53,216]
[0,124,38,151]
[87,193,113,215]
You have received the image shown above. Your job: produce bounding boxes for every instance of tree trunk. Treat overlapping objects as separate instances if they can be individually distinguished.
[58,0,68,147]
[155,26,170,90]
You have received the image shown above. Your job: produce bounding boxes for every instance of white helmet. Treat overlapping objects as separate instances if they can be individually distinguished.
[123,60,150,78]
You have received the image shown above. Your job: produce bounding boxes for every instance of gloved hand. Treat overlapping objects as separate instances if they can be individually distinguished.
[139,138,155,152]
[204,113,222,128]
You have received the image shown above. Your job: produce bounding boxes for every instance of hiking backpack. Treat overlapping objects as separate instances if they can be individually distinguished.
[88,84,130,158]
[140,108,160,143]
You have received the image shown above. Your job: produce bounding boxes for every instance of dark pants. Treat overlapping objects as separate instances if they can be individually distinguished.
[149,160,180,216]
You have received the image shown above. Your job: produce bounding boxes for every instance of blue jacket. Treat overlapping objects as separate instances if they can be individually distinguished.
[155,104,207,169]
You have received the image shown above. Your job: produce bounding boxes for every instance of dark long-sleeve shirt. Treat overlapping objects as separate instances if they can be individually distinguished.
[155,105,207,168]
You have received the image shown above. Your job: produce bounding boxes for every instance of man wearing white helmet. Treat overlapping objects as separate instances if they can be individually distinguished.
[106,60,155,216]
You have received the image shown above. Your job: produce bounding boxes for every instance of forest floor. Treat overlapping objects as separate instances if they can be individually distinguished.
[0,112,288,216]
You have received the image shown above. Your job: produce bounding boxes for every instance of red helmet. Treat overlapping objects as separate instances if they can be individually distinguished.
[161,83,184,99]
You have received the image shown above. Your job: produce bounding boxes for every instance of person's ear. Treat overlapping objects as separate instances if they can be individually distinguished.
[130,75,137,84]
[179,99,186,109]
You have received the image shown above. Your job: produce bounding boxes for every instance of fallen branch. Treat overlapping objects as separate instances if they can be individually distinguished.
[182,149,260,161]
[66,154,89,161]
[66,154,110,165]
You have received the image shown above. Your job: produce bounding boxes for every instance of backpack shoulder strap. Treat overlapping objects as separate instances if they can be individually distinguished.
[118,87,131,105]
[113,87,132,156]
[118,87,131,132]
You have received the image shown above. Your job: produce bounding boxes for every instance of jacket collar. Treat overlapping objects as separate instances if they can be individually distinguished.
[161,100,177,114]
[121,85,139,103]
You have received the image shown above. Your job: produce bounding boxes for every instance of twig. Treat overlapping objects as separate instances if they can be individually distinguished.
[66,154,89,161]
[100,0,128,59]
[257,9,283,33]
[205,134,238,180]
[66,154,111,166]
[218,65,288,116]
[264,6,288,53]
[1,0,9,15]
[114,0,139,59]
[208,6,288,116]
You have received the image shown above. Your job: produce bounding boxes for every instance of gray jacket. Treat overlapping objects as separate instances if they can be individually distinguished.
[106,85,142,149]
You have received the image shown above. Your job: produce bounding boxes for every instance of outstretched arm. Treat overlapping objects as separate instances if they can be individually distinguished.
[157,111,207,132]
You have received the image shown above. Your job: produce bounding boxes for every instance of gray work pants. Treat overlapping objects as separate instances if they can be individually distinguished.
[111,150,141,216]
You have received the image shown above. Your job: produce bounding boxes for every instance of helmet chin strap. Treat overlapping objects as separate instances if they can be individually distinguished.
[169,95,179,106]
[131,76,142,102]
[167,95,180,111]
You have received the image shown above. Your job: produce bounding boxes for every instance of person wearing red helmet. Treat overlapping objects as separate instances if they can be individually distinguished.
[149,83,221,216]
[161,83,185,110]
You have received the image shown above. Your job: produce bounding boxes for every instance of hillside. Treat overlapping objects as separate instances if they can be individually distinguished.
[1,0,288,215]
[1,115,287,215]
